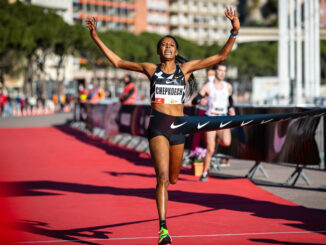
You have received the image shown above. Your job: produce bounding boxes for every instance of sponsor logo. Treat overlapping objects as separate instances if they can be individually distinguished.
[197,121,210,129]
[260,119,273,124]
[155,98,165,103]
[241,120,254,126]
[170,122,187,129]
[220,121,232,128]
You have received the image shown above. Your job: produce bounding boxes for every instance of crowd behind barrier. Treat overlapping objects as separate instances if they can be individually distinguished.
[0,88,74,118]
[0,81,112,118]
[74,101,325,170]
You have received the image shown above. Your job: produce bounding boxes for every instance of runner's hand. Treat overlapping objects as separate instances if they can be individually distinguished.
[86,17,97,37]
[225,7,240,33]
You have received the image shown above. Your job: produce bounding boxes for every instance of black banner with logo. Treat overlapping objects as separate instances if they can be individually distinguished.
[217,107,322,165]
[77,103,324,166]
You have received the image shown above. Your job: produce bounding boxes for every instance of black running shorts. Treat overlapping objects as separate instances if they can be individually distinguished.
[147,109,186,145]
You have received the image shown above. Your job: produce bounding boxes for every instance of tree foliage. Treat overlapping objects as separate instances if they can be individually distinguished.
[0,0,284,89]
[229,42,278,81]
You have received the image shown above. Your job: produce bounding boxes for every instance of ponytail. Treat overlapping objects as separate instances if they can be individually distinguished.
[175,54,197,98]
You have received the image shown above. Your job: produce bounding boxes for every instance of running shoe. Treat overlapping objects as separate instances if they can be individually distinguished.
[158,227,172,244]
[200,175,208,181]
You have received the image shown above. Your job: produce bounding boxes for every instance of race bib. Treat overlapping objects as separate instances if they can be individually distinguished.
[154,84,184,104]
[211,101,227,115]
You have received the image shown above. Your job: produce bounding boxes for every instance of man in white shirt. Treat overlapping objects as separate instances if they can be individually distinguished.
[192,63,235,181]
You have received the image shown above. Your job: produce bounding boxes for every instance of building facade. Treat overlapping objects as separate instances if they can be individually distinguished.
[169,0,238,45]
[321,0,326,28]
[135,0,169,35]
[73,0,136,32]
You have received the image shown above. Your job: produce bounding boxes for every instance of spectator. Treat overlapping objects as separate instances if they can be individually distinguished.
[87,84,98,104]
[0,88,5,116]
[98,86,105,101]
[120,75,137,105]
[1,90,11,117]
[60,94,66,110]
[78,84,87,102]
[29,96,37,111]
[53,94,59,110]
[20,95,26,114]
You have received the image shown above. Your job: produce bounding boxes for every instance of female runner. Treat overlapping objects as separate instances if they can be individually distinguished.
[86,7,240,244]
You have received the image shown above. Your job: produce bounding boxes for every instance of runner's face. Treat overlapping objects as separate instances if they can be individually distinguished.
[207,70,215,77]
[207,69,216,82]
[216,65,226,81]
[159,37,178,60]
[123,76,129,83]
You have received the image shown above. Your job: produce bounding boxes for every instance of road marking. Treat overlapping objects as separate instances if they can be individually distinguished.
[16,231,326,243]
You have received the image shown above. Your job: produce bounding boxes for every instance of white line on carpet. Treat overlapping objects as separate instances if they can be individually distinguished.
[16,230,326,243]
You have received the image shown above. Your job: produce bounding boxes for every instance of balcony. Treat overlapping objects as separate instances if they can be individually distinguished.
[147,1,168,11]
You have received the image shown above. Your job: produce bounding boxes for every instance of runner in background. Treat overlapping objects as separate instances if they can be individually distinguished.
[192,63,235,181]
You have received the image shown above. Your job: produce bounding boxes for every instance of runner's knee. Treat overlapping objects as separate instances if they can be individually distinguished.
[219,138,231,147]
[206,145,215,156]
[169,176,178,185]
[157,173,169,187]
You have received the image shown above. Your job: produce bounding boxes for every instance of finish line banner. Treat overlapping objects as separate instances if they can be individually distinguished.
[77,103,324,166]
[193,107,323,166]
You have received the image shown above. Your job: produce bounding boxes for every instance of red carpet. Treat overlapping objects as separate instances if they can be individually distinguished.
[0,126,326,244]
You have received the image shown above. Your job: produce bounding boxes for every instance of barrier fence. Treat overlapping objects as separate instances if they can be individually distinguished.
[74,102,325,172]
